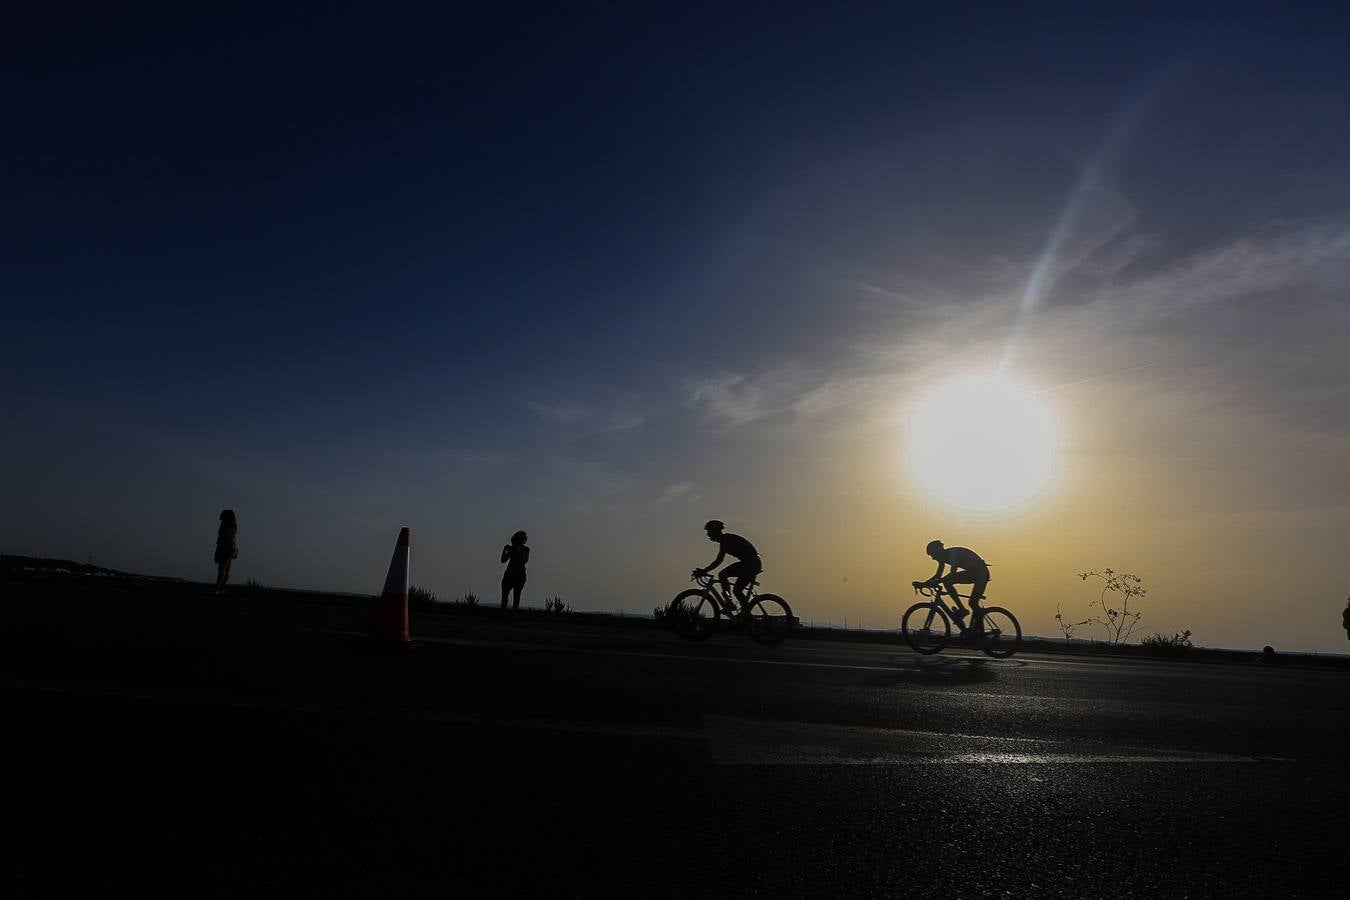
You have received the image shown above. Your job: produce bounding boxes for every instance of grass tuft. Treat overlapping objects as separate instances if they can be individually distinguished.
[408,585,439,610]
[1139,629,1194,656]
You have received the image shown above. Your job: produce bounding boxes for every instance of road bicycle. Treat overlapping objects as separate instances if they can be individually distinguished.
[668,571,795,646]
[901,582,1022,658]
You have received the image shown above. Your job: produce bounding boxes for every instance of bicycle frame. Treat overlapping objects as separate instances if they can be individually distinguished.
[913,584,985,630]
[692,570,758,611]
[905,583,1020,657]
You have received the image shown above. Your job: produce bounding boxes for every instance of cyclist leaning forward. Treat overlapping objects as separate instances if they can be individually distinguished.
[695,520,761,616]
[916,539,991,636]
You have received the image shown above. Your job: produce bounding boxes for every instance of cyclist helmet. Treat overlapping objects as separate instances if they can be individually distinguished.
[925,539,944,555]
[704,519,725,532]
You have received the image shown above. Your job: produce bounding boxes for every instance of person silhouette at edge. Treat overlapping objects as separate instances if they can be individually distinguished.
[214,509,238,595]
[917,539,990,635]
[1343,596,1349,642]
[694,520,761,615]
[501,530,530,611]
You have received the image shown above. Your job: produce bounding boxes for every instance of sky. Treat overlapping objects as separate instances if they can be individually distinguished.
[4,3,1350,651]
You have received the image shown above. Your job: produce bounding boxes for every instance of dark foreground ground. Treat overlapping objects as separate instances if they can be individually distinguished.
[3,578,1348,898]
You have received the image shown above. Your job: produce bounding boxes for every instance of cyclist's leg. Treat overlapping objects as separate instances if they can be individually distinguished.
[734,560,763,606]
[942,571,974,615]
[968,571,990,634]
[721,561,749,608]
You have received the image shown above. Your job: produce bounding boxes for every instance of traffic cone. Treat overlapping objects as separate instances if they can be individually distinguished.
[369,527,412,648]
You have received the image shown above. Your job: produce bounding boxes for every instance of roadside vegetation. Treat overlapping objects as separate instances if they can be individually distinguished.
[1049,568,1202,658]
[408,585,439,610]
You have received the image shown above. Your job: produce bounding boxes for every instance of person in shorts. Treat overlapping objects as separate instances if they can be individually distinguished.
[917,539,990,631]
[214,509,238,595]
[695,520,762,613]
[500,530,530,610]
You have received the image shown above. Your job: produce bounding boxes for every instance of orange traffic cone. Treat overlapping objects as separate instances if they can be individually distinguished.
[369,527,412,648]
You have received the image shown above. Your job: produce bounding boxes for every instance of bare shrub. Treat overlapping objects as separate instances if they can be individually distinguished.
[1078,569,1148,645]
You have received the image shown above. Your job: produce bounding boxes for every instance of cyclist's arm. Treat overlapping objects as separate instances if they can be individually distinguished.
[928,562,947,585]
[700,549,727,573]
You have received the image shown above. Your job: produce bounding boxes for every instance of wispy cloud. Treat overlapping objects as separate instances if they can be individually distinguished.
[528,399,646,434]
[656,481,700,504]
[852,282,924,306]
[681,372,781,427]
[674,213,1350,451]
[1095,217,1350,322]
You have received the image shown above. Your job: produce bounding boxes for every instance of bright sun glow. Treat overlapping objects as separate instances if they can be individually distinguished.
[908,375,1056,512]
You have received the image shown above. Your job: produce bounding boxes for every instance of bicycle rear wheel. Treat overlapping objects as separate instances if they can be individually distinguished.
[979,606,1022,658]
[745,594,794,646]
[902,602,950,654]
[668,589,720,641]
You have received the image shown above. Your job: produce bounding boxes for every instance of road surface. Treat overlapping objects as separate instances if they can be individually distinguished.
[3,581,1346,897]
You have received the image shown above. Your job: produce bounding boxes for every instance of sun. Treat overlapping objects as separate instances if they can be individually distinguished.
[907,375,1056,512]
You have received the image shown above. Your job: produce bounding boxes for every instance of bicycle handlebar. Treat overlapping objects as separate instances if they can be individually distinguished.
[913,581,988,603]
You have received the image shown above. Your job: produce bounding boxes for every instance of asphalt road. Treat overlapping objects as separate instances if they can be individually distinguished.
[3,581,1348,898]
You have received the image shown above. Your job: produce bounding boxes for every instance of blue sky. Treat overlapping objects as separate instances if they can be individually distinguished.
[4,3,1350,649]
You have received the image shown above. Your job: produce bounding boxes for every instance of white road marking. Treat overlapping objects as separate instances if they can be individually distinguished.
[316,630,1350,717]
[391,622,1191,671]
[699,715,1284,765]
[2,679,1290,766]
[318,628,998,675]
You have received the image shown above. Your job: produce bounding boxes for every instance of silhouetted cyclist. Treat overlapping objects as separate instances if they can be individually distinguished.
[694,520,762,613]
[918,539,990,630]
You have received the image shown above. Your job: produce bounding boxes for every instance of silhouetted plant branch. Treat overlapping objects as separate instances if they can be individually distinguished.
[1054,603,1090,643]
[1078,568,1148,645]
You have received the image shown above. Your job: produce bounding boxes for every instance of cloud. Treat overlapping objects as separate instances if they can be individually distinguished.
[678,211,1350,464]
[852,282,924,306]
[681,372,779,426]
[656,482,700,504]
[1092,217,1350,321]
[528,399,646,434]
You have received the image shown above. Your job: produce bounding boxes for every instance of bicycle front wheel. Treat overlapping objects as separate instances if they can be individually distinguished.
[745,594,794,646]
[979,606,1022,658]
[902,602,950,654]
[669,589,720,641]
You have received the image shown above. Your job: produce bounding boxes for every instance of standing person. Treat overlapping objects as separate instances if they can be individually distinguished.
[214,509,238,595]
[500,530,530,611]
[695,520,762,614]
